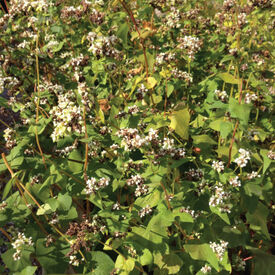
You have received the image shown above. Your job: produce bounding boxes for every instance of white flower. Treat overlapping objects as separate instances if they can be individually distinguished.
[210,240,228,261]
[200,264,212,274]
[212,161,224,173]
[229,176,241,187]
[138,205,153,217]
[234,149,250,168]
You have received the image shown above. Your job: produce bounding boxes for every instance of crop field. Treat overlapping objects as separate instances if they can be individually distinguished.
[0,0,274,274]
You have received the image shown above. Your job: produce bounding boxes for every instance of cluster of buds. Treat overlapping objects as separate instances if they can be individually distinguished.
[177,35,203,60]
[180,206,201,219]
[247,171,260,179]
[0,201,7,211]
[209,182,232,213]
[112,202,121,211]
[214,89,228,101]
[138,205,153,218]
[232,255,246,271]
[85,177,109,195]
[171,69,193,82]
[88,140,101,158]
[30,175,42,185]
[12,232,34,261]
[125,159,143,172]
[267,150,275,160]
[3,127,17,149]
[136,84,148,100]
[90,8,105,25]
[185,168,203,181]
[158,138,186,160]
[49,213,59,225]
[125,245,137,258]
[212,160,225,173]
[234,148,250,168]
[69,255,82,267]
[66,215,106,256]
[56,141,78,157]
[126,174,149,197]
[87,32,121,59]
[210,240,228,261]
[155,52,176,66]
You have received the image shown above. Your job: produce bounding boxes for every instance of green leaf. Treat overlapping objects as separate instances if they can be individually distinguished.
[246,202,270,240]
[57,193,72,211]
[37,203,54,215]
[260,149,272,174]
[192,135,217,145]
[115,255,135,272]
[169,108,190,140]
[229,98,251,126]
[210,205,230,224]
[14,266,37,275]
[248,248,275,275]
[217,73,241,84]
[146,210,174,242]
[154,253,183,274]
[139,248,153,266]
[117,23,129,46]
[68,150,83,173]
[91,251,115,275]
[167,83,174,98]
[184,244,220,271]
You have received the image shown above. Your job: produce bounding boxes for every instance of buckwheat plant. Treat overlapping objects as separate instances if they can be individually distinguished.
[0,0,274,274]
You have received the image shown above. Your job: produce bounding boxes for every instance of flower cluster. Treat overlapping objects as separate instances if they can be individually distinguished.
[3,127,17,149]
[138,205,153,218]
[0,201,7,211]
[165,7,182,28]
[87,32,121,59]
[85,177,110,195]
[209,240,228,261]
[200,264,212,274]
[267,150,275,160]
[116,128,149,151]
[155,52,176,66]
[126,174,149,197]
[212,160,225,173]
[247,171,260,179]
[234,148,250,168]
[185,168,203,181]
[159,138,186,159]
[171,68,193,82]
[209,182,232,213]
[232,255,246,271]
[180,206,201,219]
[69,255,81,267]
[229,176,241,187]
[49,90,85,142]
[66,215,106,257]
[244,93,258,104]
[177,35,203,60]
[215,89,228,101]
[11,232,34,261]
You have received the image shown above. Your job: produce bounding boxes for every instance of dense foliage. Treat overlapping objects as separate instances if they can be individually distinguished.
[0,0,274,274]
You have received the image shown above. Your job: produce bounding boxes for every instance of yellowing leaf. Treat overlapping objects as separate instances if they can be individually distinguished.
[169,108,190,140]
[146,77,157,89]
